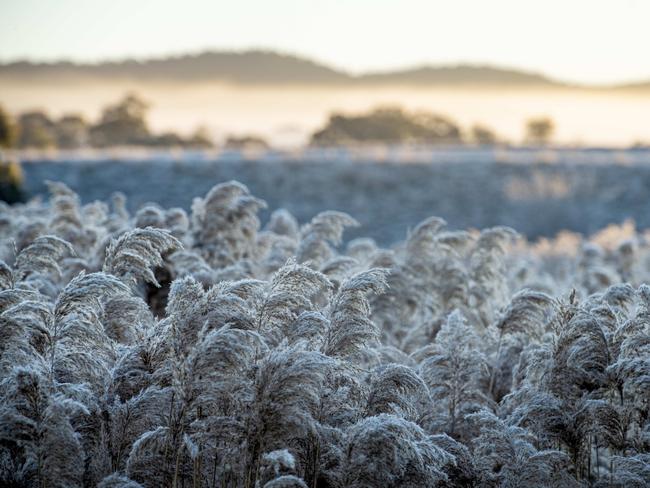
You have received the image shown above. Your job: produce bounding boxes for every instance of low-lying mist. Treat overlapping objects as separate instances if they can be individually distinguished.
[2,79,650,147]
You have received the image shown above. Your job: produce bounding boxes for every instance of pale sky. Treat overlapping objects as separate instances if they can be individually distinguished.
[1,0,649,85]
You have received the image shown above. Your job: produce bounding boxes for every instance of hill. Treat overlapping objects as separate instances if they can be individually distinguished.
[361,64,559,86]
[0,51,349,84]
[0,49,567,87]
[615,81,650,92]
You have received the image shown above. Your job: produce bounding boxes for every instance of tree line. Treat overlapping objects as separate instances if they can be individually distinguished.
[0,99,556,150]
[310,106,555,146]
[0,94,214,150]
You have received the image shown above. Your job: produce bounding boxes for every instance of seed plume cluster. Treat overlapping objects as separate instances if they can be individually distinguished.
[1,181,649,487]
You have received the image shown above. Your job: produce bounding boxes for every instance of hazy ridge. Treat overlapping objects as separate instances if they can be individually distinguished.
[0,49,579,87]
[3,50,650,147]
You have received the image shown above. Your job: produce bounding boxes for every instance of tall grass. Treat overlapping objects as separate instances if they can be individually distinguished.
[1,180,649,487]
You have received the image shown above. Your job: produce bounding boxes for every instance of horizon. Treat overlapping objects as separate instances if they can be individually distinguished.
[2,0,650,86]
[0,48,566,84]
[0,47,647,90]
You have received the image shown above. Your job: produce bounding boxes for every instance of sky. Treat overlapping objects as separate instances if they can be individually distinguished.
[1,0,650,85]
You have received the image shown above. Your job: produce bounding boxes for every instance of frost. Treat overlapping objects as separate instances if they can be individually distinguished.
[0,180,649,486]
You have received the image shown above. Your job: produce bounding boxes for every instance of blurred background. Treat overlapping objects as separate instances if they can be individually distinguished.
[2,0,650,244]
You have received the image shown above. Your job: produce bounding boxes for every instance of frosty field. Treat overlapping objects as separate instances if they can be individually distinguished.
[2,150,650,486]
[19,147,650,245]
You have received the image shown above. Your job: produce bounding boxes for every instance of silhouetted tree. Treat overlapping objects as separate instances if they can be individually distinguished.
[525,117,555,145]
[90,93,151,147]
[55,114,89,149]
[149,132,187,147]
[311,106,462,146]
[186,126,215,148]
[0,104,17,149]
[0,158,24,203]
[225,134,269,151]
[471,124,498,145]
[16,110,57,149]
[147,127,214,149]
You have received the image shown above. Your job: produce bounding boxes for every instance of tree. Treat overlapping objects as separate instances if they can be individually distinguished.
[149,132,187,147]
[310,106,462,146]
[0,159,24,203]
[55,114,89,149]
[16,110,57,149]
[225,134,269,151]
[471,124,498,145]
[525,117,555,145]
[90,93,151,147]
[186,126,214,148]
[0,104,17,148]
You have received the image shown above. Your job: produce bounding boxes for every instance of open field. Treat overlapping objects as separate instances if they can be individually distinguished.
[2,168,650,486]
[19,148,650,244]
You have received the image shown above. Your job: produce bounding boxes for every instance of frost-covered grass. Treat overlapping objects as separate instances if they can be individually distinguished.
[1,180,650,487]
[19,148,650,245]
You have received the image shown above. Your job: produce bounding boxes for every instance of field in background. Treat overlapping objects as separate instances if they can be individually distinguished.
[19,147,650,245]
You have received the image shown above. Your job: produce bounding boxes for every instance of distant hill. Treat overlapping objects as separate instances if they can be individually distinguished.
[1,50,648,89]
[615,81,650,92]
[0,50,566,87]
[361,65,559,86]
[0,51,349,84]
